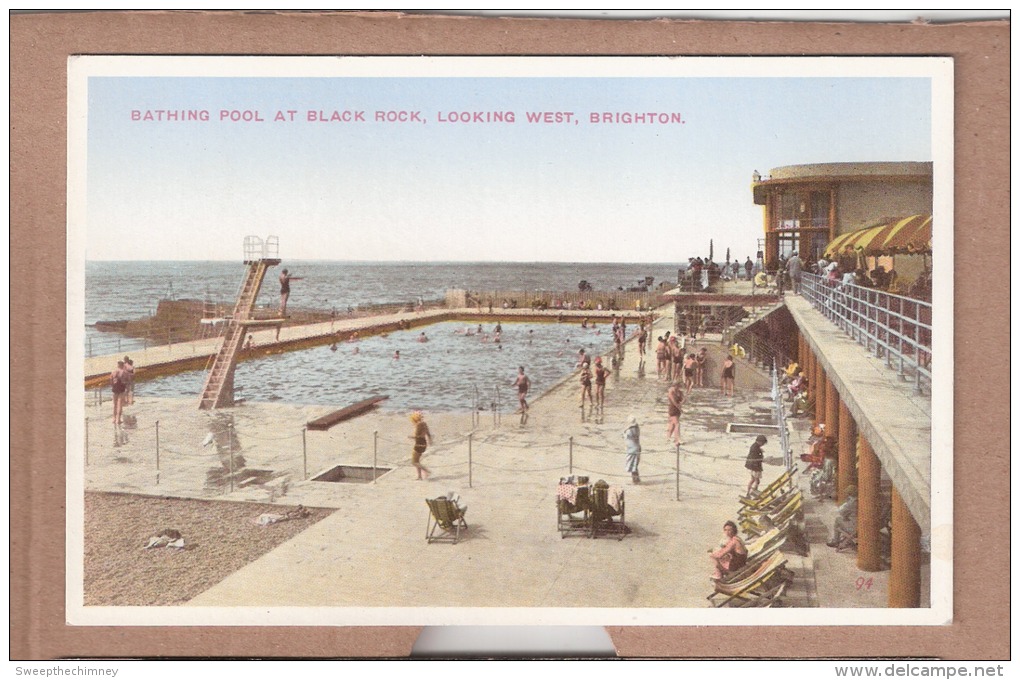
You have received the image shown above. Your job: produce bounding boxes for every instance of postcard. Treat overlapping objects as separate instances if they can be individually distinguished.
[66,55,953,628]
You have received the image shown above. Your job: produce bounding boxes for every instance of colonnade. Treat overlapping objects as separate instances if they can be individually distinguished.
[796,333,924,607]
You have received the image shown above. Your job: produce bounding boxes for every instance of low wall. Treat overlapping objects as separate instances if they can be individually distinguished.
[452,288,668,312]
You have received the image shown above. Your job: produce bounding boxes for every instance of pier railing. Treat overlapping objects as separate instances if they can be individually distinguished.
[800,272,932,394]
[772,361,793,471]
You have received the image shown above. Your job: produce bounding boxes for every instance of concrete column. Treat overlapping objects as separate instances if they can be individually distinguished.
[815,365,827,429]
[807,349,818,421]
[856,434,882,572]
[797,334,805,366]
[837,400,857,502]
[825,377,839,445]
[889,486,922,608]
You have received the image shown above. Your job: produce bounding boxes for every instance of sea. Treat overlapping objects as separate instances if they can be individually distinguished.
[85,260,681,412]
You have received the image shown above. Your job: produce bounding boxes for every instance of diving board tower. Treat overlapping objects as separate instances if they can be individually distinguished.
[198,236,281,410]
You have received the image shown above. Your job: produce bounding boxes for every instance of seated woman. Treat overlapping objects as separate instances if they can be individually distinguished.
[709,520,748,581]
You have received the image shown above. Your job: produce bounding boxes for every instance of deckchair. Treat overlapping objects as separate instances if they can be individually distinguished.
[738,486,802,520]
[738,466,797,509]
[425,497,468,544]
[740,491,803,538]
[557,483,591,538]
[721,579,788,608]
[708,550,792,608]
[589,480,627,540]
[743,526,791,561]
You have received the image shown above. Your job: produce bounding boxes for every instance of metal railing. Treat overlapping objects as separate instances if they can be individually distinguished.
[800,273,931,394]
[243,235,279,262]
[772,361,792,471]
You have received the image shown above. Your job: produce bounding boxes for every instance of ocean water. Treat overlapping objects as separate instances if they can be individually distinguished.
[85,261,673,411]
[85,260,679,324]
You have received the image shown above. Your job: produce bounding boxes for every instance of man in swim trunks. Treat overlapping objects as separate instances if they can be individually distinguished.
[514,366,531,416]
[683,353,697,393]
[279,269,303,316]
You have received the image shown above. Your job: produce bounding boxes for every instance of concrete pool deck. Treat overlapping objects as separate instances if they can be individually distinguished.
[80,309,926,615]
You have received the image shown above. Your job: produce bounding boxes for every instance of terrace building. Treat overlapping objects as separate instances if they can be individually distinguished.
[752,161,933,270]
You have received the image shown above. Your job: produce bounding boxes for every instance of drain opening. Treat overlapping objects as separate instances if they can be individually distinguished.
[312,465,392,484]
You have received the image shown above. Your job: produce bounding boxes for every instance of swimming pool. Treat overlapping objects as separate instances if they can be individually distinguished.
[138,320,628,413]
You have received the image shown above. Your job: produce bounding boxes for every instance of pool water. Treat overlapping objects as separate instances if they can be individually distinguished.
[139,320,629,413]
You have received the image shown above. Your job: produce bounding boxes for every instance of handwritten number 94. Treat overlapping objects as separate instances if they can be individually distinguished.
[855,577,874,591]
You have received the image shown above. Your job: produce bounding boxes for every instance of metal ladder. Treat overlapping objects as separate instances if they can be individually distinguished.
[198,260,271,409]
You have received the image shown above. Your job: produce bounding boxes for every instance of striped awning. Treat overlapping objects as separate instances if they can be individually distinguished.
[824,215,932,258]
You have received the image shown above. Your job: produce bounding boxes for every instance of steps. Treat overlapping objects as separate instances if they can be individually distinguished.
[198,260,272,410]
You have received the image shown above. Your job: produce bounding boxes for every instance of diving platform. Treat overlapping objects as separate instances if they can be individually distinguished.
[198,236,280,410]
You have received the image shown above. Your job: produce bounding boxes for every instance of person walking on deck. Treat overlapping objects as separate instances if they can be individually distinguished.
[110,360,128,425]
[786,251,804,294]
[623,415,642,484]
[666,381,685,446]
[745,435,767,497]
[409,411,433,480]
[513,366,531,421]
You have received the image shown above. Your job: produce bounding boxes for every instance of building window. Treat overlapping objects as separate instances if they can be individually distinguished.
[769,188,832,265]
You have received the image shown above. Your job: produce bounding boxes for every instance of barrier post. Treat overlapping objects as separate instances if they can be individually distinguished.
[85,417,89,466]
[468,432,473,488]
[155,420,161,472]
[569,436,574,475]
[675,443,681,501]
[373,431,378,484]
[302,427,308,481]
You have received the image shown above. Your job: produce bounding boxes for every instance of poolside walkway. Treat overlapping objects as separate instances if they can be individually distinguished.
[81,306,919,617]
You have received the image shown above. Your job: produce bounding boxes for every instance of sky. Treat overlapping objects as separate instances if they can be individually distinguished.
[79,57,937,262]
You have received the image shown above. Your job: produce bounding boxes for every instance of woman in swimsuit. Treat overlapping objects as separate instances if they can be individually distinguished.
[666,381,685,445]
[409,411,432,480]
[579,361,593,410]
[709,521,748,581]
[110,360,127,425]
[721,354,736,396]
[593,357,609,409]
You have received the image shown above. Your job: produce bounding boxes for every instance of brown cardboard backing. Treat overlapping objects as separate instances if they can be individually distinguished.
[10,11,1009,660]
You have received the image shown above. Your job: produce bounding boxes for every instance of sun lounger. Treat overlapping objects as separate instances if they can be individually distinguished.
[708,550,793,608]
[426,496,468,545]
